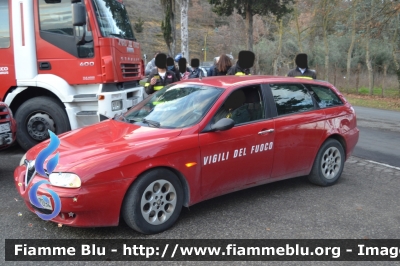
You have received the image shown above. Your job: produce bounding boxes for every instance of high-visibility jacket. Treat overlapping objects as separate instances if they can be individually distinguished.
[226,63,251,76]
[145,69,178,94]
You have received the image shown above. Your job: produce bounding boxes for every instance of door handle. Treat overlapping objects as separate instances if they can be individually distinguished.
[258,129,274,135]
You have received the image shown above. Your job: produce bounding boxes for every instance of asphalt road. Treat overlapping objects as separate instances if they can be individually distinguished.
[353,106,400,168]
[1,106,400,265]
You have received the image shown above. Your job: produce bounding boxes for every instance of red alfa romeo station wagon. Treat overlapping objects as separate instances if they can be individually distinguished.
[15,76,359,234]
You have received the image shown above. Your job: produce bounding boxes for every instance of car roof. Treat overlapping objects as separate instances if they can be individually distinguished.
[177,75,333,92]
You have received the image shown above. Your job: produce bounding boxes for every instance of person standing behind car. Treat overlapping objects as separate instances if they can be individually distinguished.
[145,53,178,95]
[188,58,204,79]
[287,53,317,79]
[207,56,219,77]
[145,51,160,76]
[227,50,255,75]
[167,56,181,81]
[212,54,233,76]
[178,57,190,80]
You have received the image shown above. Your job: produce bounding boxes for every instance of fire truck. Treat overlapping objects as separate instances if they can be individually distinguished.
[0,0,144,151]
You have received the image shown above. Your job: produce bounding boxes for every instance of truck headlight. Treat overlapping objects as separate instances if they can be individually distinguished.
[112,100,123,111]
[49,172,81,188]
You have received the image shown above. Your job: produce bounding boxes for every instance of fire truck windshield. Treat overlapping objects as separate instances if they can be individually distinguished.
[92,0,136,41]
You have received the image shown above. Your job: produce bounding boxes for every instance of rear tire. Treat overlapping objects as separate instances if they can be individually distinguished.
[15,96,71,151]
[122,169,183,234]
[308,139,345,186]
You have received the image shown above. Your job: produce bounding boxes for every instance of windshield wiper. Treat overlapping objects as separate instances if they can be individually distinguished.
[109,33,124,38]
[142,118,160,128]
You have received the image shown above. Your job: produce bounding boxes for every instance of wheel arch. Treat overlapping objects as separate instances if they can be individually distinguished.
[325,134,347,159]
[124,166,191,208]
[6,87,66,115]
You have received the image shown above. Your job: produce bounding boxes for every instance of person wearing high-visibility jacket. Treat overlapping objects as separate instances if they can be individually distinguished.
[227,50,255,76]
[287,53,317,79]
[145,53,178,95]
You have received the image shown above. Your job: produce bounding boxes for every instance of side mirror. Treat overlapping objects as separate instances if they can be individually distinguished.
[211,118,235,131]
[72,3,86,27]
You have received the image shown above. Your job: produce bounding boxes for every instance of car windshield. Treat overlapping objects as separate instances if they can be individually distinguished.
[120,84,223,129]
[92,0,135,40]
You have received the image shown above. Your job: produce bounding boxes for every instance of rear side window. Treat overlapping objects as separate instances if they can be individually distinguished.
[270,83,314,116]
[306,85,343,108]
[0,1,10,48]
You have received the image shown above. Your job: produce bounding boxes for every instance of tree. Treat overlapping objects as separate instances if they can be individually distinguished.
[134,17,144,33]
[161,0,177,56]
[180,0,190,60]
[346,0,359,91]
[208,0,293,51]
[161,3,173,55]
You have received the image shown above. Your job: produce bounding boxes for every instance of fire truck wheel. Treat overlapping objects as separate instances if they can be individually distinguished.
[15,96,71,151]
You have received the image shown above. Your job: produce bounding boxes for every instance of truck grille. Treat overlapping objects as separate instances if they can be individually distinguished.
[121,63,140,78]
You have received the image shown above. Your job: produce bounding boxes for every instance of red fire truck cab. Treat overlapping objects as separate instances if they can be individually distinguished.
[0,0,144,150]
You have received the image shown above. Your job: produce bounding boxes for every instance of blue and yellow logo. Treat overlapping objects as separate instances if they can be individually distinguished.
[28,130,62,220]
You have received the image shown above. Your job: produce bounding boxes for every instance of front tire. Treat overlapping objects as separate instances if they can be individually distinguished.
[122,169,183,234]
[15,96,71,151]
[308,139,345,186]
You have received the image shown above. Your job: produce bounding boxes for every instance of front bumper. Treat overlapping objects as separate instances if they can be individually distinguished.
[14,165,132,227]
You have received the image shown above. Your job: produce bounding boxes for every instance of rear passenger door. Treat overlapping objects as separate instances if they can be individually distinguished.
[268,83,326,179]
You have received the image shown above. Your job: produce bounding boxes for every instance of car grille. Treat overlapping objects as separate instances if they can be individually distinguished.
[24,161,36,186]
[30,203,53,214]
[121,63,140,78]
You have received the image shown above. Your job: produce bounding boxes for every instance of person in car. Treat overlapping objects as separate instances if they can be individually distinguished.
[287,53,317,79]
[145,53,178,94]
[227,50,255,75]
[212,54,233,76]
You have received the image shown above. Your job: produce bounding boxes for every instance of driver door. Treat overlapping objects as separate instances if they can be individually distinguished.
[199,86,275,199]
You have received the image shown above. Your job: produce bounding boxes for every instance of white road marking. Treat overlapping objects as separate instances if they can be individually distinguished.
[366,160,400,171]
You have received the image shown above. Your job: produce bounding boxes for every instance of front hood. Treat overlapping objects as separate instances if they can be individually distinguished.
[27,119,183,172]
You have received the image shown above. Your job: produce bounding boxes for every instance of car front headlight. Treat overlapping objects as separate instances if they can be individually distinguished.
[19,153,27,166]
[49,172,81,188]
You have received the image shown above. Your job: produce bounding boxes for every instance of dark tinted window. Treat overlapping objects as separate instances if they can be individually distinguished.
[306,85,343,108]
[213,86,265,125]
[0,1,10,48]
[270,83,314,116]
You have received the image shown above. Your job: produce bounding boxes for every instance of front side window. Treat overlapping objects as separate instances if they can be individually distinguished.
[92,0,135,40]
[0,1,10,48]
[121,84,223,129]
[39,0,74,35]
[270,83,314,116]
[38,0,94,58]
[305,84,343,108]
[213,86,265,125]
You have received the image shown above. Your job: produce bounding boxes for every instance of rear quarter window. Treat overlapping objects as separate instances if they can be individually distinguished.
[306,85,343,108]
